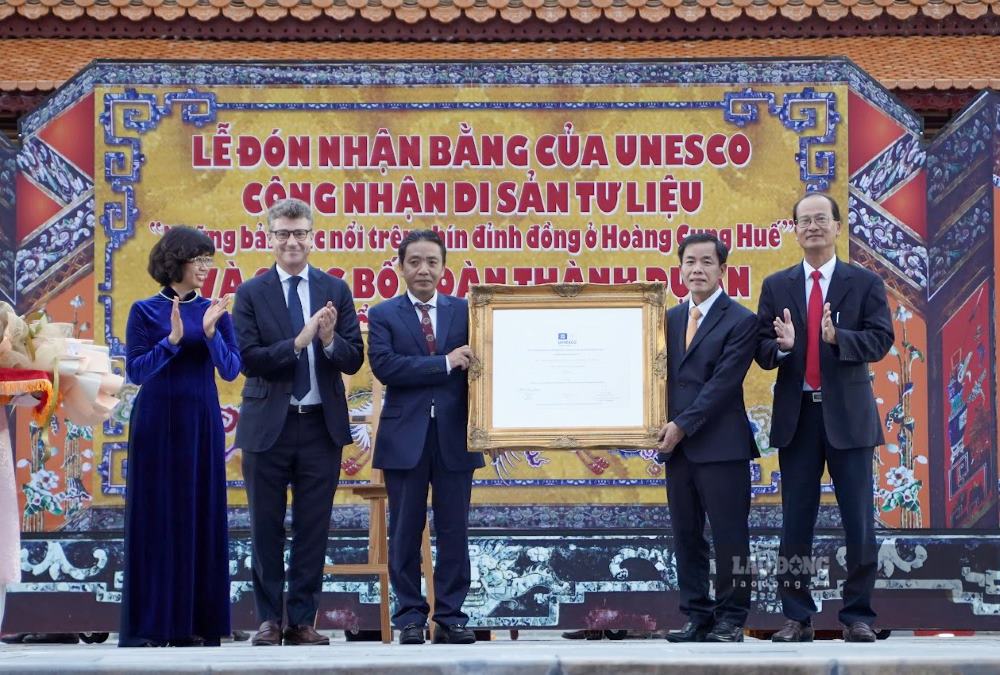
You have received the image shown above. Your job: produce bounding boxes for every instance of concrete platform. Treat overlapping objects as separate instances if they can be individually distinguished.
[2,634,999,674]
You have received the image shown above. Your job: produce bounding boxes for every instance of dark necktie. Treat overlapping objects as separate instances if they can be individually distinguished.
[287,275,311,400]
[415,303,438,355]
[805,269,823,390]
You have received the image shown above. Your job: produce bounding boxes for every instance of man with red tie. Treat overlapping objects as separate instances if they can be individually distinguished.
[367,230,484,645]
[755,193,894,643]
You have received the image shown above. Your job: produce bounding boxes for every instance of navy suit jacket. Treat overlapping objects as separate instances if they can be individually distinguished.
[368,293,485,473]
[755,259,894,450]
[233,265,364,453]
[368,293,484,471]
[662,292,760,464]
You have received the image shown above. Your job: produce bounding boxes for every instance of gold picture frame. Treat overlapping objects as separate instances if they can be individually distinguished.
[468,283,667,451]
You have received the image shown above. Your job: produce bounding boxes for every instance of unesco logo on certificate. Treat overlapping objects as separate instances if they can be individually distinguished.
[557,332,578,345]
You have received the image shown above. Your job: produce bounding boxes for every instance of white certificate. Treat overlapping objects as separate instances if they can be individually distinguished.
[491,307,644,429]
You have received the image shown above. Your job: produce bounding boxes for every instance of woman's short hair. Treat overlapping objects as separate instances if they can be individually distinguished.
[147,226,215,286]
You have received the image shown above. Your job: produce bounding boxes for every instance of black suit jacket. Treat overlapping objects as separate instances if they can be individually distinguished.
[233,265,364,453]
[755,259,894,450]
[662,292,760,464]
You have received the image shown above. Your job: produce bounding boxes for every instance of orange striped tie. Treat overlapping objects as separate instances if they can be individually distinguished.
[685,306,702,350]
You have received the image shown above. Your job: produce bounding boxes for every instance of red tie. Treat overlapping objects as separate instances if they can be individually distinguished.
[806,269,823,390]
[416,303,438,355]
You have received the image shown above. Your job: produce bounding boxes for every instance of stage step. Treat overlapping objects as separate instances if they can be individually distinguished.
[1,636,998,673]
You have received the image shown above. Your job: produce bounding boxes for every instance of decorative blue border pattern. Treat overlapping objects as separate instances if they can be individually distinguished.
[63,503,847,532]
[0,135,15,206]
[778,87,840,191]
[926,103,992,206]
[23,59,896,136]
[0,136,15,304]
[16,136,93,207]
[14,197,95,296]
[98,88,217,285]
[97,88,218,356]
[15,534,999,629]
[848,193,928,292]
[994,101,1000,188]
[721,87,840,191]
[97,442,127,496]
[928,190,992,295]
[851,132,926,204]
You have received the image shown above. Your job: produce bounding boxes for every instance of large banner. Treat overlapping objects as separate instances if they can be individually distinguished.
[94,78,844,511]
[12,62,998,631]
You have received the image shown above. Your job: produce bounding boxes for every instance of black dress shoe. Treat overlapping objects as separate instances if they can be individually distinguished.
[664,621,711,643]
[705,621,744,643]
[771,619,814,642]
[399,623,426,645]
[0,633,30,644]
[22,633,80,644]
[433,623,476,644]
[561,629,605,640]
[843,621,877,643]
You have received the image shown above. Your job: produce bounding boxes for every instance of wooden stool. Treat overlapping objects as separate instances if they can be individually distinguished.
[321,361,436,643]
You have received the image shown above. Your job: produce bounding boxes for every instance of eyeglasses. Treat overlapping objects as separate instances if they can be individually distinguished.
[188,256,215,268]
[270,229,312,242]
[794,215,835,229]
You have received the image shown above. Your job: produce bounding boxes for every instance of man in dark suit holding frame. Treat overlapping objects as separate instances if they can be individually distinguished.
[659,232,759,643]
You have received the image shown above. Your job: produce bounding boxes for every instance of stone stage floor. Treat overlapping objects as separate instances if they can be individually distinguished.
[1,632,998,674]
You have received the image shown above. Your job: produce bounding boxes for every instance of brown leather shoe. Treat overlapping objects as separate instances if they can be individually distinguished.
[843,621,877,643]
[771,619,814,642]
[251,621,282,646]
[283,625,330,646]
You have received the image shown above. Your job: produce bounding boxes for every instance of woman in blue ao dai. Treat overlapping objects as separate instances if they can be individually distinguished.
[119,226,241,647]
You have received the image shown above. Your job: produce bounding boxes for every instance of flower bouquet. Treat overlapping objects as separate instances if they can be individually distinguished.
[0,302,124,427]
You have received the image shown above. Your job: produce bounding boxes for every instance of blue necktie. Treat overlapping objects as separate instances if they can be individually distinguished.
[287,276,311,400]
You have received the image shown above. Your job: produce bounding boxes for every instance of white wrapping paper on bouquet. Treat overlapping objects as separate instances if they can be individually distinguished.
[0,302,124,427]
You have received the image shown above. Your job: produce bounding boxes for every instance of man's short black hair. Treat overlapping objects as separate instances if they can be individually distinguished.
[398,230,446,265]
[678,232,728,265]
[147,226,215,286]
[793,193,841,223]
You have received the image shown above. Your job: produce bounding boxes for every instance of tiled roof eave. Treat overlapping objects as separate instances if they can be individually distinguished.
[1,0,998,24]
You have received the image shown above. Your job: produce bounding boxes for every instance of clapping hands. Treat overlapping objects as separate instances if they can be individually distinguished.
[296,302,338,350]
[202,294,233,340]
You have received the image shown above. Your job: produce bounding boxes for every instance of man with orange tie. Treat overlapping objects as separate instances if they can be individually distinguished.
[755,193,893,643]
[658,232,759,643]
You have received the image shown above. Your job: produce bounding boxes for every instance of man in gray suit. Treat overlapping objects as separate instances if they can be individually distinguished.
[233,198,364,646]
